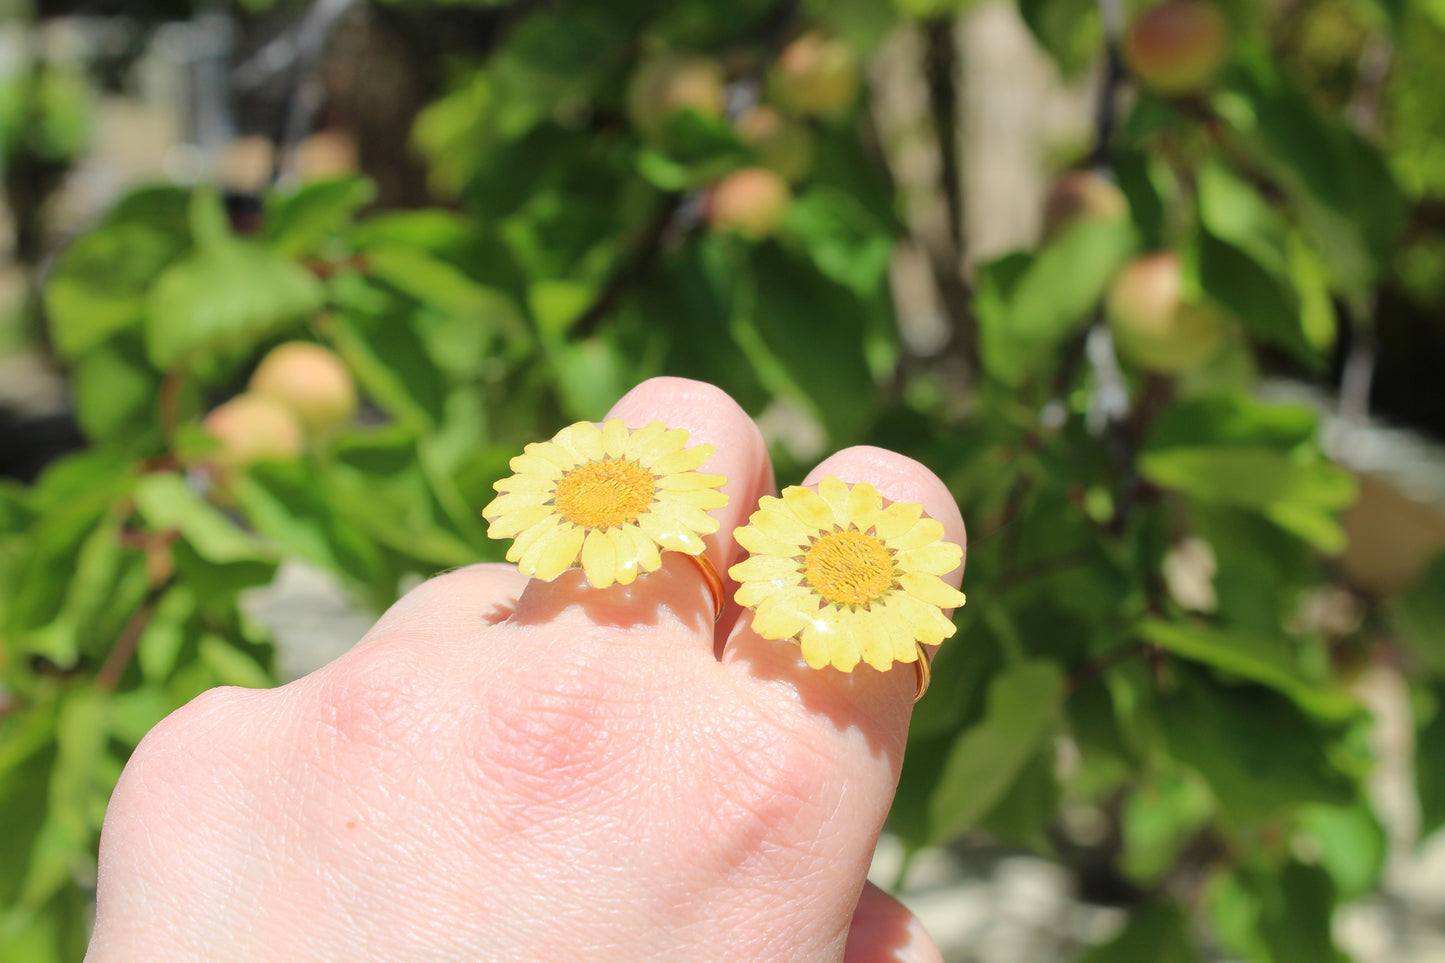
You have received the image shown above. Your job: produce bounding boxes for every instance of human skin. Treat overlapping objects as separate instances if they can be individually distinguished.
[86,377,966,963]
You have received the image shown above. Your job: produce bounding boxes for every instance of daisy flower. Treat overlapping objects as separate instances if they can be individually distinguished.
[482,419,727,588]
[729,476,966,672]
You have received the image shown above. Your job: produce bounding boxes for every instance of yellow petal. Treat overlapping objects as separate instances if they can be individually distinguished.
[650,444,715,475]
[780,485,835,531]
[581,527,617,588]
[846,483,883,533]
[899,571,967,609]
[799,622,832,670]
[648,499,720,536]
[748,509,812,547]
[656,471,727,492]
[894,543,963,576]
[482,491,549,518]
[527,440,578,467]
[507,516,559,563]
[507,452,567,479]
[610,527,643,585]
[729,554,804,583]
[485,503,554,538]
[602,419,629,459]
[493,474,557,495]
[735,579,781,608]
[873,502,923,539]
[854,609,895,671]
[824,611,861,672]
[622,421,667,459]
[816,476,852,526]
[624,523,663,574]
[884,594,952,645]
[890,517,946,552]
[884,612,920,663]
[555,421,604,462]
[734,526,805,558]
[528,522,585,581]
[631,426,691,466]
[750,589,814,640]
[665,488,728,513]
[638,513,706,554]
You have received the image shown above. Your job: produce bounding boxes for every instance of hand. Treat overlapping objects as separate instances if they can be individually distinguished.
[86,377,966,963]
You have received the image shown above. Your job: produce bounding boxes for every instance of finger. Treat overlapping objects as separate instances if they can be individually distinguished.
[359,562,531,649]
[723,446,966,743]
[844,883,943,963]
[514,377,774,651]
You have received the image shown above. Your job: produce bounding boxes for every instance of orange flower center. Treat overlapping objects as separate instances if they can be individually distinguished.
[553,459,655,529]
[804,530,894,606]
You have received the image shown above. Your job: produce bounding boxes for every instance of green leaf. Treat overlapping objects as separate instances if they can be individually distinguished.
[1139,618,1356,719]
[265,175,375,258]
[1138,447,1356,553]
[1388,551,1445,676]
[70,335,162,445]
[365,246,526,344]
[45,191,191,359]
[230,461,384,588]
[137,585,197,682]
[1144,393,1318,452]
[144,235,326,369]
[132,472,271,565]
[1224,57,1406,303]
[976,745,1060,849]
[782,186,895,298]
[1120,771,1214,884]
[1017,0,1101,76]
[1417,684,1445,838]
[329,274,447,427]
[199,634,273,689]
[927,660,1064,842]
[1159,673,1355,822]
[0,741,53,909]
[1079,902,1198,963]
[1198,231,1317,364]
[744,245,881,444]
[1208,862,1347,963]
[977,218,1137,384]
[1297,803,1386,902]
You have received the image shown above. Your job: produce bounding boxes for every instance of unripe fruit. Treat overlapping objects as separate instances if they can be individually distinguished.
[707,167,792,240]
[769,33,860,119]
[1042,170,1129,240]
[626,54,726,144]
[203,393,305,467]
[735,105,815,183]
[1123,0,1228,96]
[1106,252,1226,372]
[295,129,359,181]
[248,341,358,433]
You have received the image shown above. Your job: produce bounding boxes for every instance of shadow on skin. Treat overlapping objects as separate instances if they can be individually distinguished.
[506,553,717,635]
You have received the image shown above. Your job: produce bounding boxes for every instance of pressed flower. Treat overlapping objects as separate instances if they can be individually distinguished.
[728,476,966,673]
[483,419,727,588]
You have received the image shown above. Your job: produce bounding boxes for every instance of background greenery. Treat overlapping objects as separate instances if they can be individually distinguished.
[3,0,1445,959]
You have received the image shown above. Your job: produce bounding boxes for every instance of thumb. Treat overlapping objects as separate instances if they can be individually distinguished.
[845,882,943,963]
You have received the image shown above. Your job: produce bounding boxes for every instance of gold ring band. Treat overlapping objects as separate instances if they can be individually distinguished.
[682,552,725,622]
[913,642,932,703]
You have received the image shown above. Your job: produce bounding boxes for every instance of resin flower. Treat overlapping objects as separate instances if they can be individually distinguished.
[482,419,728,588]
[728,476,966,672]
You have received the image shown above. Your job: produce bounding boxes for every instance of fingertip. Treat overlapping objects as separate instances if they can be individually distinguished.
[845,882,944,963]
[608,377,775,578]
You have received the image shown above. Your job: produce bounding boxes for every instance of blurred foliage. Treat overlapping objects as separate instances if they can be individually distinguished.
[2,0,1445,960]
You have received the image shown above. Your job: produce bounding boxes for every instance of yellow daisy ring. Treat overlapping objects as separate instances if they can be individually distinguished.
[482,419,728,589]
[728,476,965,699]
